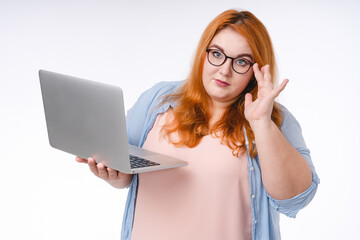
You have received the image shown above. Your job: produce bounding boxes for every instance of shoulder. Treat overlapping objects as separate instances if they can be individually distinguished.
[143,80,183,98]
[152,80,184,90]
[128,80,184,112]
[134,80,184,111]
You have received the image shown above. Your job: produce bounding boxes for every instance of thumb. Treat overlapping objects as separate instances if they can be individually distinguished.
[76,156,88,163]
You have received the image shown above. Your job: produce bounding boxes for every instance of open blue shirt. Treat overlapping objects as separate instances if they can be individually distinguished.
[121,81,319,240]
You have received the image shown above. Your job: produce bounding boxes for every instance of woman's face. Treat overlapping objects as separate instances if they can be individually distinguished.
[202,27,254,108]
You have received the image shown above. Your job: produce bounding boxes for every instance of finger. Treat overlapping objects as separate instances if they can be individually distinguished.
[253,63,264,86]
[76,156,88,163]
[272,79,289,98]
[97,162,108,179]
[244,93,253,109]
[263,65,272,86]
[88,157,99,176]
[257,65,272,90]
[253,63,261,76]
[107,167,118,180]
[260,65,267,74]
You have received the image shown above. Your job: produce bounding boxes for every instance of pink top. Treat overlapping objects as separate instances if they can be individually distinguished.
[131,110,251,240]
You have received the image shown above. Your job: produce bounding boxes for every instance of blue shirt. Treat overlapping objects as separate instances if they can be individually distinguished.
[121,81,319,240]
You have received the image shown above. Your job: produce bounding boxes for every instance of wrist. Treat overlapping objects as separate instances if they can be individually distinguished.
[249,118,273,132]
[109,174,133,189]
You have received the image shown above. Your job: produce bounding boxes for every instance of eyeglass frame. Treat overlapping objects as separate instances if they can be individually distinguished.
[205,48,256,74]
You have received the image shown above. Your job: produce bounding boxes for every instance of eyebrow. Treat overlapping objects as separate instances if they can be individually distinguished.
[209,44,254,61]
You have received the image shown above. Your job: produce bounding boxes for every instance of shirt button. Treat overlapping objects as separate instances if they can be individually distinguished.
[252,194,256,199]
[254,220,257,224]
[250,167,254,171]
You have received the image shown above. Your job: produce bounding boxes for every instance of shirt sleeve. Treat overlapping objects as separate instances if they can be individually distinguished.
[267,105,320,218]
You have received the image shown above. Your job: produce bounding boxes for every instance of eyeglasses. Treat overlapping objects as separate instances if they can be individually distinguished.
[206,49,255,74]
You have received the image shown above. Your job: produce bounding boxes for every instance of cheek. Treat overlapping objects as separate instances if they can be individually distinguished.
[234,75,253,93]
[202,60,217,80]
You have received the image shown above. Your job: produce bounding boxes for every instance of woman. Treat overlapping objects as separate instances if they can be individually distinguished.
[76,9,319,240]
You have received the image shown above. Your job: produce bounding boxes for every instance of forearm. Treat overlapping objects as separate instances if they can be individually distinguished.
[251,120,312,200]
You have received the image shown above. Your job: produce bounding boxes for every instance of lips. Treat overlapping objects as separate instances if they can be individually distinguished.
[215,79,230,87]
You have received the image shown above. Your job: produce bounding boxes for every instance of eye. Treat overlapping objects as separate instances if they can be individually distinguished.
[235,58,249,66]
[211,50,224,59]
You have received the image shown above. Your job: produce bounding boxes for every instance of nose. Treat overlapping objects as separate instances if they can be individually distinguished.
[219,58,232,76]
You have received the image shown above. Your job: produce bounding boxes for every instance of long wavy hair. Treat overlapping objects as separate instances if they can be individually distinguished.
[161,9,283,158]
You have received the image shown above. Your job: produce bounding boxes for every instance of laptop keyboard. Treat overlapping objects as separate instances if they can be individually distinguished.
[129,155,160,169]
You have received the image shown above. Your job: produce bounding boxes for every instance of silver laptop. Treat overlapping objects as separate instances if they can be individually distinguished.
[39,70,187,174]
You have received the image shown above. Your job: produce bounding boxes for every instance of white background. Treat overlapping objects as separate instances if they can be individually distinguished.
[1,0,359,239]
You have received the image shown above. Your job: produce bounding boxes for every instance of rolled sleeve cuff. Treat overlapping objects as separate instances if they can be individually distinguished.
[268,171,320,218]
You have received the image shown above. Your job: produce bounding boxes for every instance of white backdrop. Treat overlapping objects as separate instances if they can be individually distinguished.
[1,0,359,239]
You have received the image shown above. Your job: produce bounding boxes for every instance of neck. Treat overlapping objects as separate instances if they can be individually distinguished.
[209,100,232,126]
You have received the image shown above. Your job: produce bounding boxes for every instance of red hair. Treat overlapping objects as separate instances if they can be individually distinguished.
[161,10,283,158]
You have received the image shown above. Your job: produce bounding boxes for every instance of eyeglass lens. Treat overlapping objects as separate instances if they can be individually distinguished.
[207,49,252,74]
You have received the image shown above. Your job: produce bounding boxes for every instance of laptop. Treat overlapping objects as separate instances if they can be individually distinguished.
[39,70,187,174]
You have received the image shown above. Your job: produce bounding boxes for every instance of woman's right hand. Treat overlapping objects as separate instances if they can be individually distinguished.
[76,156,133,189]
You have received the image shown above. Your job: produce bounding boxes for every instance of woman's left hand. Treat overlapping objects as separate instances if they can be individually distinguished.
[244,63,288,127]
